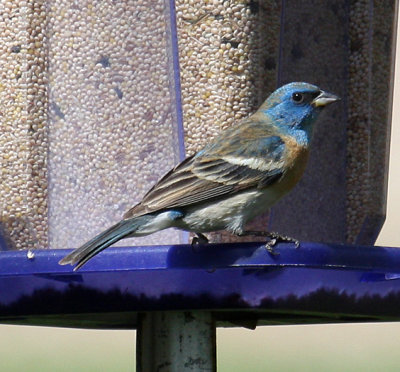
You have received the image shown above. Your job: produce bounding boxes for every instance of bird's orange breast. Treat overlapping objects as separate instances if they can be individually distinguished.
[276,135,310,193]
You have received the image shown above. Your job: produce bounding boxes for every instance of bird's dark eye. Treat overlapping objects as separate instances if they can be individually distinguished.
[292,92,304,103]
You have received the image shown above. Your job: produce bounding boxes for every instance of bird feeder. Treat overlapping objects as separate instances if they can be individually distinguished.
[0,0,398,371]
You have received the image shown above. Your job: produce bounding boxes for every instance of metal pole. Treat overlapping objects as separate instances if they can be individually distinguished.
[137,311,216,372]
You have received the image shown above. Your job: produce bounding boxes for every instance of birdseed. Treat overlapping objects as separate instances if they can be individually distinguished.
[0,0,396,250]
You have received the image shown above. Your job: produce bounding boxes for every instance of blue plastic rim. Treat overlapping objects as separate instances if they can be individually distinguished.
[1,242,400,329]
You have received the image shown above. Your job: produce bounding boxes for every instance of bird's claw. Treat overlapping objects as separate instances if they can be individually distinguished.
[236,230,299,252]
[265,231,299,254]
[269,231,299,246]
[191,233,209,246]
[265,238,280,256]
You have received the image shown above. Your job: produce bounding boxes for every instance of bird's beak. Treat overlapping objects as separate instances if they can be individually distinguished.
[311,90,340,107]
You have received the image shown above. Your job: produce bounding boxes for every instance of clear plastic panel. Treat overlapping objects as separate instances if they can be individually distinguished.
[46,0,183,249]
[174,0,397,245]
[0,0,183,250]
[0,0,397,251]
[274,0,397,245]
[175,0,282,243]
[0,1,48,250]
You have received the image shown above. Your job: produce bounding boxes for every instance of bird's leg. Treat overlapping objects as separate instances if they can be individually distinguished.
[191,232,209,246]
[236,230,299,255]
[191,232,209,253]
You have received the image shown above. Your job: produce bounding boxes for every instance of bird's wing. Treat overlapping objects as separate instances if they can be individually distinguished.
[124,122,287,218]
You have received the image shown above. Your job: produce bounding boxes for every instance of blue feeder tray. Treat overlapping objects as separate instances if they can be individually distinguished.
[1,242,400,329]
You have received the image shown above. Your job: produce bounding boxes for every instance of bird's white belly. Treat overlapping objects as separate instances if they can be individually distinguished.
[179,188,280,234]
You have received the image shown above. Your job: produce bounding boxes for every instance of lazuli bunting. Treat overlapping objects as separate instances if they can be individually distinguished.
[59,82,339,270]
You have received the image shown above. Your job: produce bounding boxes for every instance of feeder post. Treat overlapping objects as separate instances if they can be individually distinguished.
[136,311,216,372]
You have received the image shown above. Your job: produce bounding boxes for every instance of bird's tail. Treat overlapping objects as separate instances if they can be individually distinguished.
[58,216,148,271]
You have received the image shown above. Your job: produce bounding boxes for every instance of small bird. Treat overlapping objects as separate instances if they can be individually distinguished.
[59,82,339,270]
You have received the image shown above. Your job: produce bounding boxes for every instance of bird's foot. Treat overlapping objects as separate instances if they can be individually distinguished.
[264,232,299,255]
[236,230,299,256]
[191,232,209,249]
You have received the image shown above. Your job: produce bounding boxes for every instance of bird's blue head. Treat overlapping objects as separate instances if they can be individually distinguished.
[260,82,340,143]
